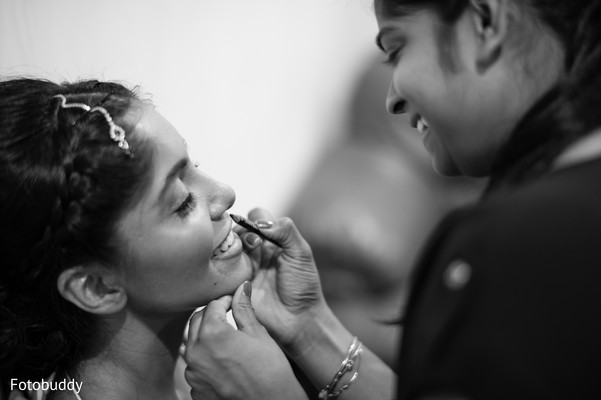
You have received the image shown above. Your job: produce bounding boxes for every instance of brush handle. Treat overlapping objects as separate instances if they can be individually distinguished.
[230,214,279,245]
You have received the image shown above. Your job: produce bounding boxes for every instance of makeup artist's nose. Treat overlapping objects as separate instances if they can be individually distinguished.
[386,84,407,115]
[208,178,236,220]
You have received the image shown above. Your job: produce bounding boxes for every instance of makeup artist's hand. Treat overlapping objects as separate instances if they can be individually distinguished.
[238,208,329,352]
[183,282,308,400]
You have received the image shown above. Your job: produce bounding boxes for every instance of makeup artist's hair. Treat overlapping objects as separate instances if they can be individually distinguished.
[375,0,601,192]
[0,78,153,394]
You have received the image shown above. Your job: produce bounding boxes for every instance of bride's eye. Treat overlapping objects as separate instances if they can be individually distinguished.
[175,193,195,217]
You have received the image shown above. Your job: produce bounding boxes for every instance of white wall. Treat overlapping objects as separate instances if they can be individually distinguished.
[0,0,381,215]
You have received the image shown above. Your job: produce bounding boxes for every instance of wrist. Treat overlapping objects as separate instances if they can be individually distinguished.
[283,305,354,384]
[281,305,397,399]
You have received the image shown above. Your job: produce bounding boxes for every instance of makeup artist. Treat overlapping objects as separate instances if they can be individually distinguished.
[182,0,601,399]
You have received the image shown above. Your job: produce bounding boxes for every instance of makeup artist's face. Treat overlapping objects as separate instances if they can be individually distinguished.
[117,105,253,315]
[376,7,527,177]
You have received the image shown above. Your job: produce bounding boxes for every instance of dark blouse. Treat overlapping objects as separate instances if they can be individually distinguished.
[397,156,601,399]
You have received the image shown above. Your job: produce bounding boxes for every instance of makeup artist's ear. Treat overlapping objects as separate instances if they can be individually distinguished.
[57,263,127,314]
[469,0,511,72]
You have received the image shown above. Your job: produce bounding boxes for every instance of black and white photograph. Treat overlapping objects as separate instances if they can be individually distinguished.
[1,1,600,399]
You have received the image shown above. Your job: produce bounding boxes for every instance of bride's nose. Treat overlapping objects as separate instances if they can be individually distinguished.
[208,178,236,220]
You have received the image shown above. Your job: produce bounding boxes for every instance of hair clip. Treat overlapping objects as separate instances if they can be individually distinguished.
[53,94,133,157]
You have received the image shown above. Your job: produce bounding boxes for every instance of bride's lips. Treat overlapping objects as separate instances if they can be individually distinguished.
[211,231,243,260]
[211,217,243,260]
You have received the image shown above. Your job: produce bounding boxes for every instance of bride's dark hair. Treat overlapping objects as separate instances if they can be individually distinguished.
[374,0,601,191]
[0,78,153,395]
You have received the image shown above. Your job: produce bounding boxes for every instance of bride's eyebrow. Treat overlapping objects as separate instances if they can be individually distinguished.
[158,158,189,203]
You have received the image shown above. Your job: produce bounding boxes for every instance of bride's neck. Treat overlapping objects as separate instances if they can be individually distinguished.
[74,311,190,400]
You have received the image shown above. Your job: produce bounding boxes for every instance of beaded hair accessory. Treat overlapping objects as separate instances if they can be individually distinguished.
[53,94,133,157]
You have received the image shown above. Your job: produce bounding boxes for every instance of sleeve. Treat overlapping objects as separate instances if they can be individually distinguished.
[397,193,601,400]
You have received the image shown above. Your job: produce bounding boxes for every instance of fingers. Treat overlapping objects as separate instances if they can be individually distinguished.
[186,367,222,400]
[190,389,220,400]
[185,308,205,345]
[259,217,313,259]
[239,232,262,250]
[183,306,205,346]
[248,207,273,222]
[247,208,312,259]
[235,208,271,270]
[239,208,277,270]
[232,281,266,336]
[238,231,263,271]
[187,374,221,400]
[187,295,232,344]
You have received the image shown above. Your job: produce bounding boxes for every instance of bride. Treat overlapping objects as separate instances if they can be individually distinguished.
[0,78,256,400]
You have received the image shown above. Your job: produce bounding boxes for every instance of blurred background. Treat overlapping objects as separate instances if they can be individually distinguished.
[1,0,482,371]
[0,0,380,216]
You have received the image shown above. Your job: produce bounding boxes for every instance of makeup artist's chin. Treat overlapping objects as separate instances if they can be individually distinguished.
[427,138,462,176]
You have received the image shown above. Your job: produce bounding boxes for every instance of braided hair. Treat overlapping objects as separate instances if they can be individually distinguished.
[0,79,153,392]
[374,0,601,191]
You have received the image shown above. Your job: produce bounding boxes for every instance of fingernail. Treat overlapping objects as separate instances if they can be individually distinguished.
[256,220,274,229]
[243,281,252,297]
[244,233,261,246]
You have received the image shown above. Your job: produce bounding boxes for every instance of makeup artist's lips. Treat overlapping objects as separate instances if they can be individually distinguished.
[409,113,429,132]
[417,118,429,134]
[410,114,429,135]
[410,113,420,129]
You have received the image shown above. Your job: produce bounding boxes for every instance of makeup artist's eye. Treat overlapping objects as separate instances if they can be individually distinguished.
[175,193,196,217]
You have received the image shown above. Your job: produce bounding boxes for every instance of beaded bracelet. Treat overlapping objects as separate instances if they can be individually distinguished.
[318,336,363,399]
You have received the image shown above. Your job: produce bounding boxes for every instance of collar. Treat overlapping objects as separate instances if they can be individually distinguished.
[553,127,601,170]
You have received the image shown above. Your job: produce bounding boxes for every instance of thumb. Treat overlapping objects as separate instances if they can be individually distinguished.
[232,281,264,335]
[258,217,313,260]
[239,232,263,269]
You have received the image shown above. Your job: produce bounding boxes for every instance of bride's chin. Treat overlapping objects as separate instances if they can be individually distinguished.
[241,252,256,280]
[227,252,255,280]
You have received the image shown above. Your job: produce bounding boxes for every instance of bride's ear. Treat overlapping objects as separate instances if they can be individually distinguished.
[57,264,127,314]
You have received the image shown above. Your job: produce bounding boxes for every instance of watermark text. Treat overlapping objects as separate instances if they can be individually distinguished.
[10,378,82,394]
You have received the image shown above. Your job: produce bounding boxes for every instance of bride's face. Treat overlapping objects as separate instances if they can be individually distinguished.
[116,104,254,315]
